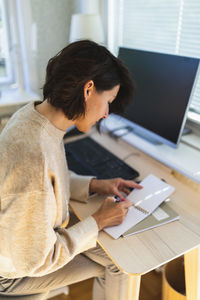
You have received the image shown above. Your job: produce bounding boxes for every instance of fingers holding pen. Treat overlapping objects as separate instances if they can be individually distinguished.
[118,199,132,214]
[112,197,132,219]
[92,197,132,230]
[114,195,132,208]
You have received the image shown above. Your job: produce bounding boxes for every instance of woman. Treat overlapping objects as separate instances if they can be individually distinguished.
[0,40,142,299]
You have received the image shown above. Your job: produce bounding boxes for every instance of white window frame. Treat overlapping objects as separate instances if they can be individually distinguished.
[0,0,40,105]
[0,0,13,85]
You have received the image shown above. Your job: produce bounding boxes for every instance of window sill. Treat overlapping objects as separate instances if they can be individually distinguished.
[0,86,40,106]
[187,111,200,126]
[0,86,40,117]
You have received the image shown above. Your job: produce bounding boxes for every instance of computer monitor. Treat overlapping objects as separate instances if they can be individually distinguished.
[118,47,200,148]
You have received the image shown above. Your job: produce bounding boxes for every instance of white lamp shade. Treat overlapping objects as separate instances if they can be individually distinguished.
[69,14,104,44]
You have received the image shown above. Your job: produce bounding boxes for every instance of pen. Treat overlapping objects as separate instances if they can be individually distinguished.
[114,195,126,202]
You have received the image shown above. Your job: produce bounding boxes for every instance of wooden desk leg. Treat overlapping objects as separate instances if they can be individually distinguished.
[126,274,141,300]
[184,247,200,300]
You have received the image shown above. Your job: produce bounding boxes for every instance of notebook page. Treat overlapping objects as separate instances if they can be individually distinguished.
[104,174,175,239]
[104,205,148,239]
[127,174,175,214]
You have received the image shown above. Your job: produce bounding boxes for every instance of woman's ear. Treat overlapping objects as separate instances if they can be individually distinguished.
[84,80,94,101]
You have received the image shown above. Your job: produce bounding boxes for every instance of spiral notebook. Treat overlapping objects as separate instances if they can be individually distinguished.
[104,174,175,239]
[122,201,179,237]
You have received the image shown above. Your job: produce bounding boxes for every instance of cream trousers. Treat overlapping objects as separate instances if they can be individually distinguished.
[0,244,128,300]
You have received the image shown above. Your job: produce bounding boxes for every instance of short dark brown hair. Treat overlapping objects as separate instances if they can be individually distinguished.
[43,40,135,120]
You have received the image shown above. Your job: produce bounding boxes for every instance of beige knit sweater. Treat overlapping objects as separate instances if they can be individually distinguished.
[0,102,98,279]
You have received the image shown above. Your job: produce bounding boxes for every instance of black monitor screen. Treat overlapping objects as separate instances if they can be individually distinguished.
[118,47,199,147]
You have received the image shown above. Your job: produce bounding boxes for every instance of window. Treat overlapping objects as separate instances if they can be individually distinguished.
[108,0,200,124]
[0,0,12,85]
[0,0,40,105]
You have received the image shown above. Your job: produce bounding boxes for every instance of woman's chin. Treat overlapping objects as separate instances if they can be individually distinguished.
[76,124,91,133]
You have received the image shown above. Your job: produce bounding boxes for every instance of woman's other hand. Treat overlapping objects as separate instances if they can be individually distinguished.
[89,177,142,200]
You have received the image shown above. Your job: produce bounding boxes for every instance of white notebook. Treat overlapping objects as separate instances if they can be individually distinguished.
[104,174,175,239]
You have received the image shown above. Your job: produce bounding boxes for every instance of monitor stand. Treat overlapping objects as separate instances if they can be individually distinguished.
[133,127,162,145]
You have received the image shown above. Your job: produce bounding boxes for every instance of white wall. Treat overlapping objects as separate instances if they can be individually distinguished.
[30,0,75,98]
[0,0,108,112]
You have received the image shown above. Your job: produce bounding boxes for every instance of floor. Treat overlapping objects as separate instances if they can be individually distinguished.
[50,269,163,300]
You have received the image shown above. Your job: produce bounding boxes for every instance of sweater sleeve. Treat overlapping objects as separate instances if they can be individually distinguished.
[0,191,98,278]
[69,171,95,203]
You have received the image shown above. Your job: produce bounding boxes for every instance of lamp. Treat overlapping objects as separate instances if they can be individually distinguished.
[69,14,105,44]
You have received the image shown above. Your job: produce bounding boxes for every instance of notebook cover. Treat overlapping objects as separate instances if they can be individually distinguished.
[123,202,179,237]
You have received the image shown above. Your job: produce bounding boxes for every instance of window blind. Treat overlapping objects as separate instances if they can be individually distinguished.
[119,0,200,118]
[179,0,200,114]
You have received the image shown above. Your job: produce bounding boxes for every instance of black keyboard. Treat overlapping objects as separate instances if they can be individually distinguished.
[64,137,139,180]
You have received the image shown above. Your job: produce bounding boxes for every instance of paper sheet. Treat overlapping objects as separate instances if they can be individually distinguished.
[104,174,175,239]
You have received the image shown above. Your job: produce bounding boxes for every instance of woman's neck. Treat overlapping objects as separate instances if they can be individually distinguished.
[35,100,74,131]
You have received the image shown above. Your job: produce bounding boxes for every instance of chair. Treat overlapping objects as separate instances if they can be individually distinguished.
[47,286,69,298]
[0,293,48,300]
[0,286,69,299]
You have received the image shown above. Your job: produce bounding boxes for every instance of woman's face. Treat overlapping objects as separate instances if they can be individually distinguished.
[75,81,120,133]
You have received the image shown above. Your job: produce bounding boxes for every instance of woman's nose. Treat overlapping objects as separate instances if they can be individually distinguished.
[103,107,109,119]
[103,112,109,119]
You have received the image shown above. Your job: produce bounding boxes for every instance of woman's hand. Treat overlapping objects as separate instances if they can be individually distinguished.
[89,177,143,200]
[92,196,133,230]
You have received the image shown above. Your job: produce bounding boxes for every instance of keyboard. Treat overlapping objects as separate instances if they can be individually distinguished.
[64,137,140,180]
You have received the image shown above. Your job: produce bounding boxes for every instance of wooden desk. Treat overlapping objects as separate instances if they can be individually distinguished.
[67,131,200,300]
